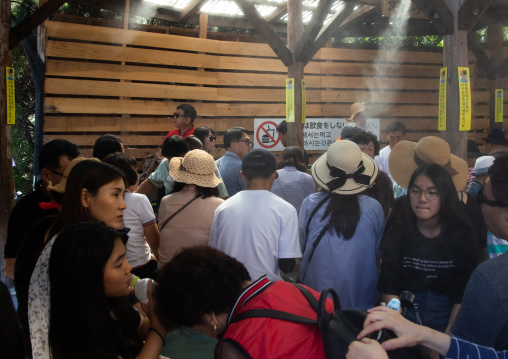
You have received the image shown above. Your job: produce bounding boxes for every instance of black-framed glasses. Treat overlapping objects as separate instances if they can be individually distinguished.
[235,139,253,146]
[173,112,185,118]
[477,188,508,208]
[47,168,64,177]
[209,136,216,142]
[408,187,439,201]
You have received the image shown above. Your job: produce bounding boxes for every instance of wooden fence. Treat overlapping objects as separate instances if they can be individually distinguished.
[43,16,507,164]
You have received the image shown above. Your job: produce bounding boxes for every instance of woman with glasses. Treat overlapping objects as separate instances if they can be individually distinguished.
[378,163,479,333]
[193,126,217,154]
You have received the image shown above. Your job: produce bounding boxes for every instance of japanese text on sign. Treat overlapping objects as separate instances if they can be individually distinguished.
[458,67,471,131]
[6,67,15,125]
[438,68,447,131]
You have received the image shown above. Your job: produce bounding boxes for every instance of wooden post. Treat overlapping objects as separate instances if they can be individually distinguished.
[488,24,503,130]
[120,0,130,139]
[287,0,304,150]
[1,0,14,277]
[442,0,468,160]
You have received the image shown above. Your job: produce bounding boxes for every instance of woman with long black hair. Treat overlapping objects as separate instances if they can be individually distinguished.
[299,140,385,310]
[378,163,479,333]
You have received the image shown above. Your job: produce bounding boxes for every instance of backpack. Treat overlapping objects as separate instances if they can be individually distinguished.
[233,284,429,359]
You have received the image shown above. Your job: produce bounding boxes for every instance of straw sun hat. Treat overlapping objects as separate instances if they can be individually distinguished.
[311,140,378,195]
[169,149,222,188]
[389,136,469,191]
[348,102,367,122]
[47,157,99,194]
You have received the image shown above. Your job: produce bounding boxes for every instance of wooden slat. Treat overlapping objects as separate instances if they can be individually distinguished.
[320,90,438,104]
[320,62,441,77]
[318,47,443,64]
[46,20,279,58]
[46,40,288,73]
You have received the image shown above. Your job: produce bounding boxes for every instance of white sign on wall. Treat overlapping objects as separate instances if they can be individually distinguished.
[254,118,380,152]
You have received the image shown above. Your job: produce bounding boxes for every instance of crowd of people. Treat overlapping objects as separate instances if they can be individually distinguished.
[2,102,508,359]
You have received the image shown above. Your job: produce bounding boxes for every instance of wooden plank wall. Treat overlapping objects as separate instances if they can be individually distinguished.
[43,18,507,164]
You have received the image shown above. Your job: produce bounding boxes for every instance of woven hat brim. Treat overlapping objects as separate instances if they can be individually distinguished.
[170,162,222,188]
[311,151,378,195]
[389,140,469,191]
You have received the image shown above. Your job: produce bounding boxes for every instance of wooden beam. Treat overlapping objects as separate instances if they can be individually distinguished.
[9,0,67,49]
[498,57,508,78]
[297,1,357,65]
[411,0,454,35]
[179,0,205,23]
[294,0,335,62]
[468,34,496,80]
[234,0,293,66]
[458,0,491,32]
[266,3,287,23]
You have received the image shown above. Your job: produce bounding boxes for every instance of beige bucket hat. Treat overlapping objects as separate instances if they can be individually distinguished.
[311,140,378,194]
[169,149,222,188]
[348,102,367,122]
[389,136,469,191]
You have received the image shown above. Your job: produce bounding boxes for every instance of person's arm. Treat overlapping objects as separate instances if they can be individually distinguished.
[136,179,156,195]
[4,258,15,279]
[445,303,460,334]
[278,258,296,273]
[136,280,169,359]
[357,306,452,356]
[346,338,388,359]
[143,223,160,261]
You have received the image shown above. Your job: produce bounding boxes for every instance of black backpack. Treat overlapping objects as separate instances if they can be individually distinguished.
[232,284,429,359]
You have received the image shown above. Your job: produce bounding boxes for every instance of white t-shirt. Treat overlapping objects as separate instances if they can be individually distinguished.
[124,191,156,267]
[208,190,301,281]
[375,145,393,182]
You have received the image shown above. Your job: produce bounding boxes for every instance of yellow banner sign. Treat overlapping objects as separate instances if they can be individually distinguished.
[286,78,295,123]
[458,67,471,131]
[301,79,306,124]
[6,67,15,124]
[495,89,504,123]
[438,68,447,131]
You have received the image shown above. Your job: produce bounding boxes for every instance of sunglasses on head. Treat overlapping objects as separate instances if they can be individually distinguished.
[476,188,508,208]
[173,112,185,118]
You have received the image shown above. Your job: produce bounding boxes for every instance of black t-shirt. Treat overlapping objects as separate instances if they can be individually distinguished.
[378,223,478,303]
[5,181,50,258]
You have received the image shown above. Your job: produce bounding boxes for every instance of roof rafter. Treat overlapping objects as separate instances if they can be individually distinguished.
[234,0,293,66]
[266,3,288,23]
[411,0,454,35]
[297,1,357,65]
[294,0,336,62]
[468,34,496,80]
[458,0,492,32]
[179,0,205,22]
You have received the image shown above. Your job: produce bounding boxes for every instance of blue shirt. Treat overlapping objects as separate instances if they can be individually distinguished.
[442,336,508,359]
[299,192,385,309]
[270,166,315,215]
[216,151,246,197]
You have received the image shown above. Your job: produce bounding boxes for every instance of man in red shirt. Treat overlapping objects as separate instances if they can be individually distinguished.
[163,104,197,141]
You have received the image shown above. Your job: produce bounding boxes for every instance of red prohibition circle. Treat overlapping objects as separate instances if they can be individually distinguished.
[256,121,281,149]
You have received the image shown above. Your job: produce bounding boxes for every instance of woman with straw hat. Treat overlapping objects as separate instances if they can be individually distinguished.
[158,149,224,268]
[299,140,385,310]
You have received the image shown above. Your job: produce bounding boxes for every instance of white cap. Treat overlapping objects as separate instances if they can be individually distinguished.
[474,156,495,176]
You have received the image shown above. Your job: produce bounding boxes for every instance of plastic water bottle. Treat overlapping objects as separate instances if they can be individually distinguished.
[387,298,401,312]
[131,275,151,304]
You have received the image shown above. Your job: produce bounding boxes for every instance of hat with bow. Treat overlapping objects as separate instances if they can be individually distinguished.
[311,140,378,194]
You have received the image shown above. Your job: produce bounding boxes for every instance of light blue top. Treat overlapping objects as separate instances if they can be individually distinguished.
[216,151,246,197]
[299,192,385,310]
[270,166,315,215]
[148,158,174,194]
[442,336,508,359]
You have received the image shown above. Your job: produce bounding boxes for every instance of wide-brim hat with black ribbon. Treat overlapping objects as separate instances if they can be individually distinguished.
[169,149,222,188]
[348,102,367,122]
[389,136,469,191]
[311,140,378,195]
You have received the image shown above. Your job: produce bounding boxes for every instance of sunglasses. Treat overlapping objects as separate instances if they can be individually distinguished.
[235,139,253,146]
[476,188,508,208]
[209,136,216,142]
[47,168,64,177]
[173,112,186,119]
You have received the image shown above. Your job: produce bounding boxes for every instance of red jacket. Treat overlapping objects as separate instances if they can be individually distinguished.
[216,276,333,359]
[163,126,195,142]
